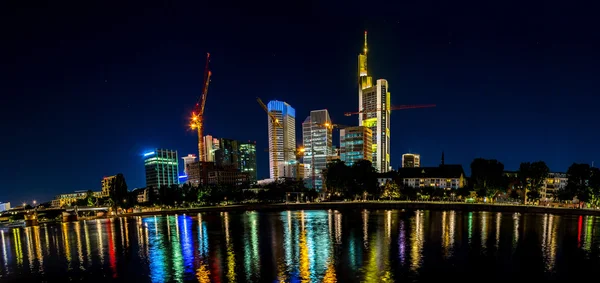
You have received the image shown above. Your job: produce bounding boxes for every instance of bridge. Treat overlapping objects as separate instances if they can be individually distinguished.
[1,206,112,226]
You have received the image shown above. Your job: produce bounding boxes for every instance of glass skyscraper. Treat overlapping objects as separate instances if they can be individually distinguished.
[302,109,332,190]
[267,100,296,179]
[340,126,372,166]
[239,141,257,183]
[144,149,179,188]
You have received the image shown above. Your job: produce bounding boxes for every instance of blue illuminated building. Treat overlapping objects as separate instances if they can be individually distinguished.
[144,149,179,189]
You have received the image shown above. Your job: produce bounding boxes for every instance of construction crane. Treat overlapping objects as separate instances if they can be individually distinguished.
[257,97,284,179]
[263,147,305,181]
[344,104,436,116]
[190,53,212,161]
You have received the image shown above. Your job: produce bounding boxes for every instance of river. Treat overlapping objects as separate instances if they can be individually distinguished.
[0,209,599,282]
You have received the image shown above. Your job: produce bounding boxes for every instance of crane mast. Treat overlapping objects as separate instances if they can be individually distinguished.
[191,53,212,162]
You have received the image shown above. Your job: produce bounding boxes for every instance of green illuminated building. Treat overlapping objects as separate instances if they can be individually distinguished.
[238,141,257,183]
[144,149,179,188]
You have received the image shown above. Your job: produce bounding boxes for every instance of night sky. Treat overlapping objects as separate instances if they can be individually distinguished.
[1,1,598,204]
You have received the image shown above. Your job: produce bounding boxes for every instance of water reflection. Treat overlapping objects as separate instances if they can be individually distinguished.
[1,210,600,282]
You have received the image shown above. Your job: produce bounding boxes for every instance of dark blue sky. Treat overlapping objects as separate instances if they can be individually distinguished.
[1,1,599,204]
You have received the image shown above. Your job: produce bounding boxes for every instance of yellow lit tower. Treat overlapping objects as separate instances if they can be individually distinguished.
[358,31,391,172]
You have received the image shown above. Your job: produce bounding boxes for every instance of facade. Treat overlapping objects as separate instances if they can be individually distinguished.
[101,175,116,197]
[278,163,305,179]
[51,191,103,208]
[542,172,568,200]
[181,154,197,176]
[398,165,467,190]
[358,32,390,173]
[402,153,421,168]
[203,135,220,162]
[0,202,10,212]
[239,141,257,183]
[267,100,296,179]
[302,109,333,189]
[340,126,372,166]
[215,138,240,169]
[144,149,179,188]
[207,170,249,186]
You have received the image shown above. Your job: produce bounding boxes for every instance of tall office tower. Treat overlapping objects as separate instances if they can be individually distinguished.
[340,126,373,166]
[215,138,240,169]
[402,153,420,168]
[181,154,197,175]
[267,100,296,179]
[239,141,257,183]
[358,31,391,172]
[144,149,179,188]
[302,109,332,189]
[203,135,220,162]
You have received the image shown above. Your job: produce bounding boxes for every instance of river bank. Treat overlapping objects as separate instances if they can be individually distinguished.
[121,201,600,217]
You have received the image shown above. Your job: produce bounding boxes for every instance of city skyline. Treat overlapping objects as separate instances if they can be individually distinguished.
[3,4,600,204]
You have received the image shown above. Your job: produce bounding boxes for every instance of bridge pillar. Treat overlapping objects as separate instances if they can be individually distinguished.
[24,211,39,227]
[62,211,78,222]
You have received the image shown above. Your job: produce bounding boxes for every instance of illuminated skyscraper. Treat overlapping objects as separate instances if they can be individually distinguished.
[144,149,179,188]
[402,153,420,168]
[358,31,391,172]
[302,109,332,189]
[267,100,296,179]
[239,141,257,183]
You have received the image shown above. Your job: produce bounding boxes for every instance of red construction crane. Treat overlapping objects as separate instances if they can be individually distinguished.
[190,53,212,161]
[344,104,436,116]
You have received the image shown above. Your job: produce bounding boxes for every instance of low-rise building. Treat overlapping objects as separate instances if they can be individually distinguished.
[543,172,568,201]
[51,191,103,208]
[398,165,467,189]
[0,202,10,212]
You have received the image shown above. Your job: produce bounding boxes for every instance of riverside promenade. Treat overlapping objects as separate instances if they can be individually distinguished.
[123,201,600,217]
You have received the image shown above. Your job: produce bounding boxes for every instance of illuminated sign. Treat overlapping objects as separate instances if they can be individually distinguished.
[143,151,155,157]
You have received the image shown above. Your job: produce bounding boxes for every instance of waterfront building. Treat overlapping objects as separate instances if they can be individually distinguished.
[398,165,467,189]
[101,175,115,197]
[181,154,197,176]
[51,190,103,208]
[543,172,568,200]
[239,141,257,183]
[267,100,296,179]
[302,109,332,189]
[402,153,421,168]
[0,202,10,212]
[340,126,372,166]
[144,149,179,188]
[358,31,391,173]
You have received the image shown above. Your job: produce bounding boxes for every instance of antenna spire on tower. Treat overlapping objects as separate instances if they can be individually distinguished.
[364,30,368,54]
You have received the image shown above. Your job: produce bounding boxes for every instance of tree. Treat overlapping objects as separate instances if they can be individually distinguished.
[350,159,378,196]
[470,158,505,201]
[518,161,550,203]
[381,181,400,200]
[109,173,128,207]
[324,160,350,195]
[566,163,592,206]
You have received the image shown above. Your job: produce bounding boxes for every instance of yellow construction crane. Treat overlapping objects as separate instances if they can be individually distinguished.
[190,53,212,161]
[257,97,283,178]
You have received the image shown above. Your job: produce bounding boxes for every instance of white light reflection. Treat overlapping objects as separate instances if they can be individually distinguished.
[495,212,502,249]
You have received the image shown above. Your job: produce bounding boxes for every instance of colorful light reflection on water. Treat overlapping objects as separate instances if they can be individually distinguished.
[1,210,600,282]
